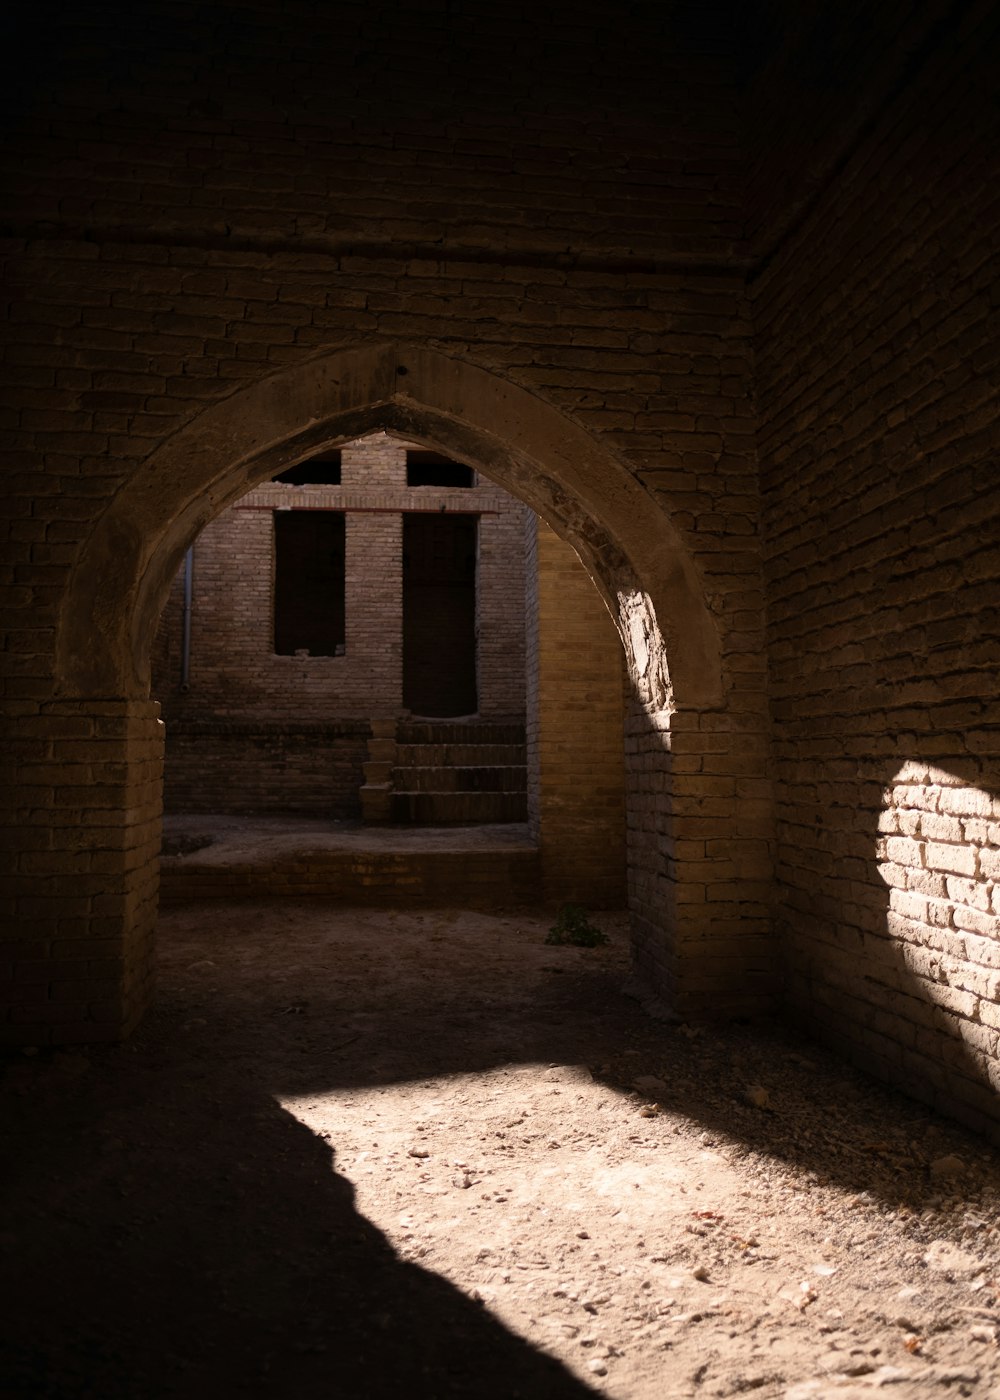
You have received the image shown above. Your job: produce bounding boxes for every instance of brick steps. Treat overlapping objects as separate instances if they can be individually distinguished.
[397,721,524,745]
[389,718,528,825]
[388,791,527,823]
[393,765,527,793]
[394,743,526,766]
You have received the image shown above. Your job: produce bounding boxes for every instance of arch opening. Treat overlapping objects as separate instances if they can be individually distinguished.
[56,343,721,712]
[50,342,778,1044]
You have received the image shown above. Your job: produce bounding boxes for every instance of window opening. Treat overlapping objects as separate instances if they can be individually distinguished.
[274,451,342,486]
[406,451,474,488]
[273,510,346,656]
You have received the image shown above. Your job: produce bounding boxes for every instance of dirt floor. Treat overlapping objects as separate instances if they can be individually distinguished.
[3,901,1000,1399]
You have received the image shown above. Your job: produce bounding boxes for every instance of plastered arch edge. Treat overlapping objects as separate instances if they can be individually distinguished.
[56,341,723,708]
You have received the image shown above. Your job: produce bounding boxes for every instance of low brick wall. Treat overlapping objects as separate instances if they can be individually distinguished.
[160,846,541,907]
[163,721,369,817]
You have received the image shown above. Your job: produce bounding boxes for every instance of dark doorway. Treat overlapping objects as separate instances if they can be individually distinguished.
[403,513,478,716]
[273,510,346,656]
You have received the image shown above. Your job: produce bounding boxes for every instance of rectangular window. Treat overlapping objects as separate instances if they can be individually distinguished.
[273,510,346,656]
[406,451,474,488]
[274,451,342,486]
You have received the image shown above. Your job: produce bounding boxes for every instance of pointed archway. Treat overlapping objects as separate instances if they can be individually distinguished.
[57,342,719,708]
[50,341,774,1041]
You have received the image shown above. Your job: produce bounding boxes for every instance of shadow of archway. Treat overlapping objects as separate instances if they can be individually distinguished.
[4,889,999,1399]
[3,1052,599,1400]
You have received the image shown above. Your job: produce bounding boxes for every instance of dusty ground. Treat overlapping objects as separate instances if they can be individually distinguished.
[3,901,1000,1399]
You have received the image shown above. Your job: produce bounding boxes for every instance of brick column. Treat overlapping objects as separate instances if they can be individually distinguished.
[346,511,403,712]
[476,500,528,718]
[0,699,162,1045]
[525,518,627,907]
[628,704,776,1018]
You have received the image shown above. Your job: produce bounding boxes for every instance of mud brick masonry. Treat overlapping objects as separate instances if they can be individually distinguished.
[2,0,1000,1142]
[151,431,626,886]
[151,433,533,816]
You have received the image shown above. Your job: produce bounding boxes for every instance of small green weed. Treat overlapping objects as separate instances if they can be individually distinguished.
[545,904,609,948]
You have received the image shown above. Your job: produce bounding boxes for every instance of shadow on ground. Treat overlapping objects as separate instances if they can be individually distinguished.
[152,901,994,1202]
[3,901,997,1398]
[2,1053,597,1400]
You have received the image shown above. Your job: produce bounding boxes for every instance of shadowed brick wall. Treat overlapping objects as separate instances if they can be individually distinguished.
[752,3,1000,1137]
[1,700,161,1043]
[525,519,626,907]
[2,0,745,263]
[161,723,369,818]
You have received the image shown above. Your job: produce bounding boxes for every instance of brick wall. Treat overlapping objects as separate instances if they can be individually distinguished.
[526,519,626,907]
[3,0,769,1056]
[4,0,746,263]
[753,5,1000,1136]
[162,722,368,818]
[151,434,527,814]
[742,0,947,257]
[0,700,161,1042]
[153,434,527,724]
